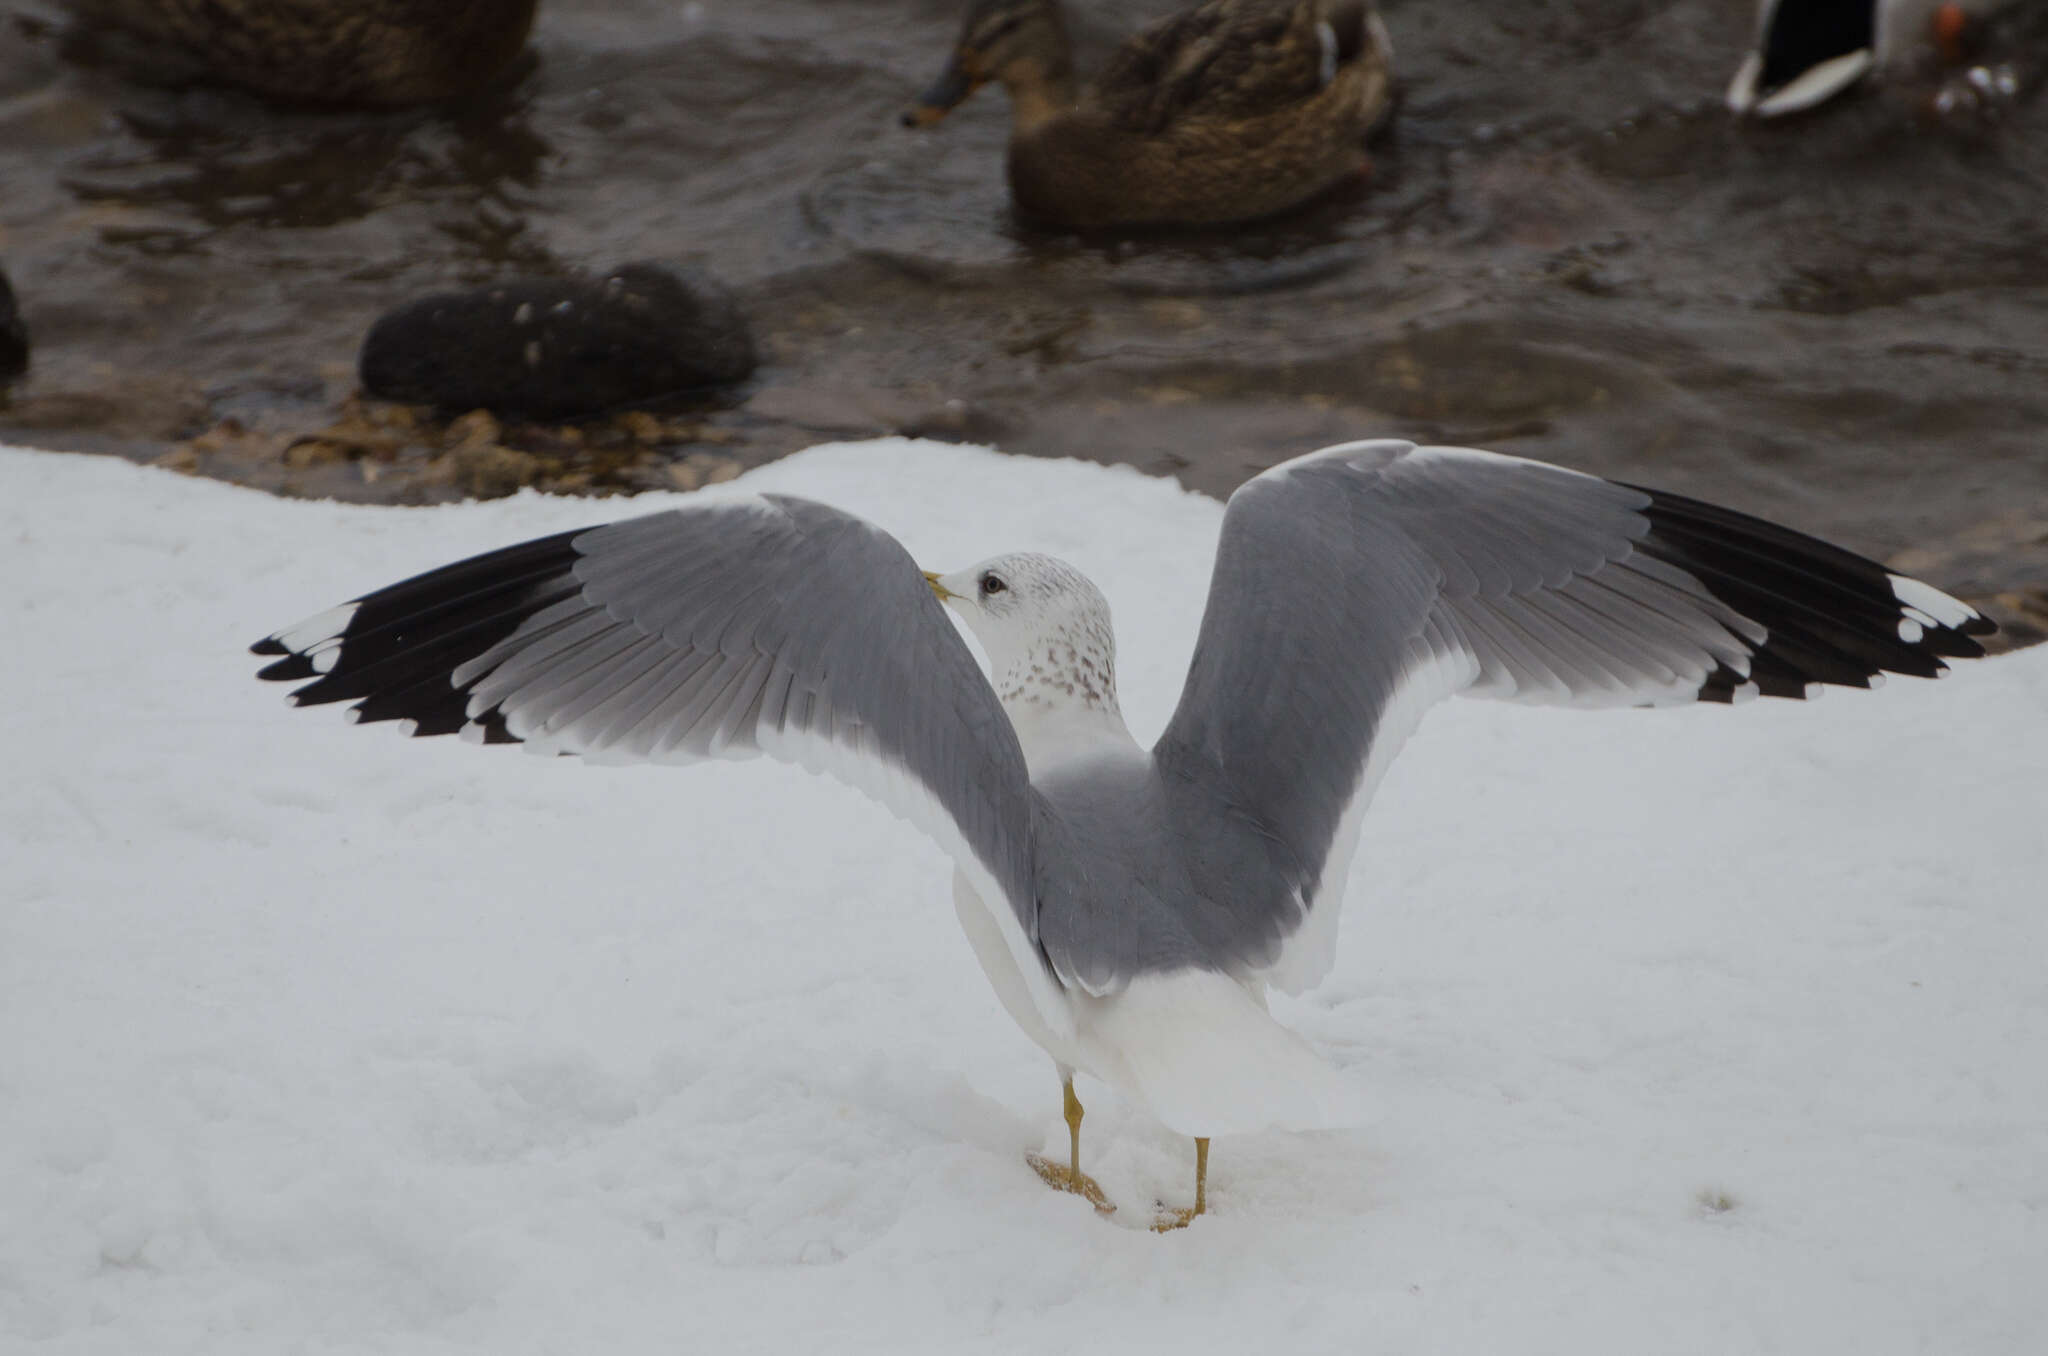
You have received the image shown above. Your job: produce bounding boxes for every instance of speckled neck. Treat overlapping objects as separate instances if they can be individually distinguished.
[993,612,1132,775]
[993,612,1119,712]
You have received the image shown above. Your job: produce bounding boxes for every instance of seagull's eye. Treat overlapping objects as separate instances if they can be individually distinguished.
[980,573,1007,597]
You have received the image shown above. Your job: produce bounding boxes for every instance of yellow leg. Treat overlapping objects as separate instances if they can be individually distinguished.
[1064,1078,1084,1179]
[1027,1076,1114,1214]
[1153,1137,1210,1232]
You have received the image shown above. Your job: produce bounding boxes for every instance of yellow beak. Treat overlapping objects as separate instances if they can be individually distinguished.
[923,571,957,601]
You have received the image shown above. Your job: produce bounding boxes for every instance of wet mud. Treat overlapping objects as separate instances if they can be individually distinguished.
[1,0,2044,640]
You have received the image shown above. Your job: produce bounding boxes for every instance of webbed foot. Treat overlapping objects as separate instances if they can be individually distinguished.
[1149,1136,1210,1231]
[1026,1151,1116,1214]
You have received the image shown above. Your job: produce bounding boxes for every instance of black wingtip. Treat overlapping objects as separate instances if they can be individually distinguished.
[250,525,595,744]
[256,653,319,683]
[1625,484,1993,703]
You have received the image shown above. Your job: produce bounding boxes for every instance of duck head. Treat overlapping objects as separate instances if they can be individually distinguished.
[902,0,1077,130]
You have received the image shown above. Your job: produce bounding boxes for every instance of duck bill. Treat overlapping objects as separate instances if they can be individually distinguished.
[903,55,983,127]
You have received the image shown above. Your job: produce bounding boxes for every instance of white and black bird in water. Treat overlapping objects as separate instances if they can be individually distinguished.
[1728,0,2027,116]
[253,439,1992,1229]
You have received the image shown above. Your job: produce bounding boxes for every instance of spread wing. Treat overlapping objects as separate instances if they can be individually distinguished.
[252,493,1071,1036]
[1151,439,1994,993]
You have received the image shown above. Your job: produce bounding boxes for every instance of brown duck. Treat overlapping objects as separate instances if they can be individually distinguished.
[904,0,1393,229]
[63,0,537,107]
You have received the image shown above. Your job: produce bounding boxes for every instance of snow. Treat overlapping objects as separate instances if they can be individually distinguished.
[3,437,2044,1354]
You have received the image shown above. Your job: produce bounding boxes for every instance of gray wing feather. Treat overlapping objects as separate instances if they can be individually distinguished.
[1152,438,1991,991]
[255,493,1069,1033]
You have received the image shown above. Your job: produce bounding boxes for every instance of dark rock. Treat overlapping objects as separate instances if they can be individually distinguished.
[0,267,27,381]
[63,0,537,107]
[358,263,757,422]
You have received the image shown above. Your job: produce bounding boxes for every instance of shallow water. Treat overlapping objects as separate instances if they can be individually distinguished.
[1,0,2044,637]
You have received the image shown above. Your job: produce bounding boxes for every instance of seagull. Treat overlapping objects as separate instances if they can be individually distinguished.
[252,439,1992,1229]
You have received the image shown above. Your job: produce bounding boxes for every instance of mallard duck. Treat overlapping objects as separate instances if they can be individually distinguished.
[903,0,1393,229]
[1727,0,2026,116]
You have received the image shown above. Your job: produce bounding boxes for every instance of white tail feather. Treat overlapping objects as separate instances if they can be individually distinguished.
[1079,971,1371,1138]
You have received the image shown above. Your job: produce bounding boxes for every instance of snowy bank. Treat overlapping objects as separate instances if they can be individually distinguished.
[3,439,2044,1354]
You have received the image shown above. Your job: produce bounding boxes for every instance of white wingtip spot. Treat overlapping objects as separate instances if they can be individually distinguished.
[459,721,487,745]
[1889,575,1976,630]
[1804,681,1826,700]
[1898,617,1925,645]
[309,641,342,674]
[343,707,362,724]
[275,603,358,654]
[395,719,418,737]
[1867,672,1886,690]
[1731,680,1761,705]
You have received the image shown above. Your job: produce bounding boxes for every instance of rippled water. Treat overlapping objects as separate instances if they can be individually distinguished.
[1,0,2043,636]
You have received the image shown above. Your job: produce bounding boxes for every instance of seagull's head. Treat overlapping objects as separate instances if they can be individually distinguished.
[925,553,1120,715]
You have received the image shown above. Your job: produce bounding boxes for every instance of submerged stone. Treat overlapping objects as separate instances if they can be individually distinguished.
[357,263,757,421]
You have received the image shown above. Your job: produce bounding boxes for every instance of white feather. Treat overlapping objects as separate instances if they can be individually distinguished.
[1753,49,1876,117]
[1889,574,1979,629]
[271,603,356,654]
[1074,971,1371,1137]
